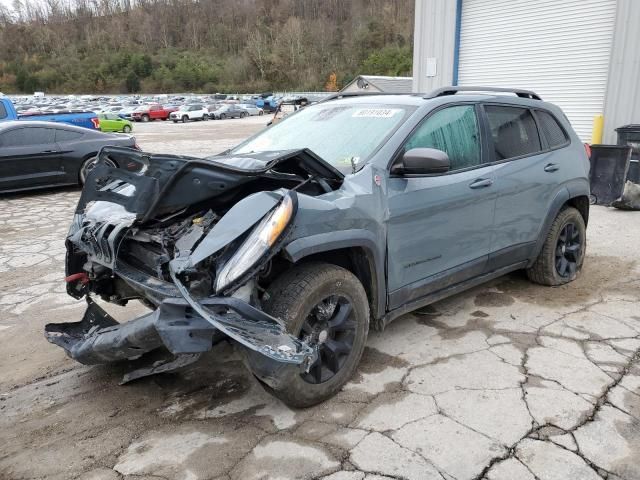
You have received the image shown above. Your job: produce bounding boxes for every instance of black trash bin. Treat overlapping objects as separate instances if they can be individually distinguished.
[615,124,640,183]
[589,145,632,205]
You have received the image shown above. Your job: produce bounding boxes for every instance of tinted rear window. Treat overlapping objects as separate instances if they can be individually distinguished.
[56,129,84,142]
[536,110,569,148]
[485,105,542,160]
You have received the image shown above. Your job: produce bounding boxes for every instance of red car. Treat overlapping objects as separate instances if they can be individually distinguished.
[131,104,177,122]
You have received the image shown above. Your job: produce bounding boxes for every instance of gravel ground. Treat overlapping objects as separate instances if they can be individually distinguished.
[0,117,639,480]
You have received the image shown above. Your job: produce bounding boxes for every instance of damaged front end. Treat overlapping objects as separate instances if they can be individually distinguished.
[46,146,343,381]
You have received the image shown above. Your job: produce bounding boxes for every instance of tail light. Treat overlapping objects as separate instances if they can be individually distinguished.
[584,143,592,158]
[91,117,100,129]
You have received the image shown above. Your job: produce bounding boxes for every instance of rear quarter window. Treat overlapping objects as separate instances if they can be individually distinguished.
[535,110,569,148]
[56,129,84,142]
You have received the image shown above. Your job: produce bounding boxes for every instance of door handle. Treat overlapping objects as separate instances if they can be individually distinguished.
[544,163,559,172]
[469,178,493,189]
[40,149,57,153]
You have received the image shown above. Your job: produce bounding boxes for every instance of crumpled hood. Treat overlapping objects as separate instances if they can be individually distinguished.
[74,146,342,224]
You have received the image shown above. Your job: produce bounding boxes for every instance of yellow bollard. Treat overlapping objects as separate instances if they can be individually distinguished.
[591,114,604,144]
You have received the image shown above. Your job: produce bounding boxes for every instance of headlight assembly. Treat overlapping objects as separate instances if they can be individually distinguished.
[214,193,296,293]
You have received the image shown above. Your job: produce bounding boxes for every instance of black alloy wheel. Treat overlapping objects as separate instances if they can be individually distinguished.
[299,295,356,384]
[555,222,581,278]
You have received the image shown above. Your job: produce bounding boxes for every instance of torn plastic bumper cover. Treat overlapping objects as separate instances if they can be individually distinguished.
[45,288,316,372]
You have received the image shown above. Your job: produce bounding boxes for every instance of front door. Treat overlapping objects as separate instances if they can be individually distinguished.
[386,104,497,309]
[0,126,62,192]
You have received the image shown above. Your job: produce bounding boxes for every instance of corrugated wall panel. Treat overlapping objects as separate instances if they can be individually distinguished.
[457,0,617,141]
[602,0,640,143]
[412,0,457,93]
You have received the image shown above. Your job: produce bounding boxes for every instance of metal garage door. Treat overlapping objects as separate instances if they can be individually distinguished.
[457,0,617,141]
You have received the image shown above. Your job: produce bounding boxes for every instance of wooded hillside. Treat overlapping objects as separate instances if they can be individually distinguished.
[0,0,414,94]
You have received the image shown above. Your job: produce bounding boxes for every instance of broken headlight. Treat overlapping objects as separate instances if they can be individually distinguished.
[215,193,296,293]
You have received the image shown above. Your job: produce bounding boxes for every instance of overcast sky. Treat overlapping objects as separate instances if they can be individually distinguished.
[0,0,17,11]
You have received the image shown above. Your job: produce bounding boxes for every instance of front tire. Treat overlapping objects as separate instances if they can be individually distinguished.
[122,125,131,133]
[141,114,150,122]
[182,115,188,123]
[252,262,369,408]
[527,207,586,286]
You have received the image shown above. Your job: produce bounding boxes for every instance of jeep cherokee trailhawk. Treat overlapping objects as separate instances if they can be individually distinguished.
[47,87,590,407]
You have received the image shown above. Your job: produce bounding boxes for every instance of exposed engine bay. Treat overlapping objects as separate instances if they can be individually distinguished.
[46,146,344,382]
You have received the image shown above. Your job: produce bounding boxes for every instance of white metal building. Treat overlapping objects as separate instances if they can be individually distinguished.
[413,0,640,142]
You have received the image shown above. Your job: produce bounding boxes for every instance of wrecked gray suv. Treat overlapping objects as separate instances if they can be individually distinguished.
[46,87,590,407]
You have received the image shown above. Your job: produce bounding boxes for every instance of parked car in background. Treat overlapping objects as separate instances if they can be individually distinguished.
[238,104,264,116]
[169,104,209,123]
[98,113,133,133]
[209,104,248,119]
[131,104,173,122]
[1,97,100,130]
[0,120,136,193]
[118,106,137,120]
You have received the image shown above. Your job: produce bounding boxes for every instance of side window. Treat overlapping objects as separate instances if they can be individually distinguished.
[0,102,7,120]
[55,129,83,142]
[536,110,569,148]
[2,127,54,146]
[31,127,56,144]
[484,105,542,160]
[404,105,481,171]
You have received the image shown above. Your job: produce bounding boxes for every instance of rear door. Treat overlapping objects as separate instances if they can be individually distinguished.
[386,103,497,308]
[482,104,566,268]
[0,126,62,191]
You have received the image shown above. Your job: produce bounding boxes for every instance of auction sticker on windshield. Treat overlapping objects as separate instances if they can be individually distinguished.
[352,108,401,118]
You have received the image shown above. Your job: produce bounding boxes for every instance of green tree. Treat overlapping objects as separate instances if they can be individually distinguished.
[361,46,413,77]
[125,70,140,92]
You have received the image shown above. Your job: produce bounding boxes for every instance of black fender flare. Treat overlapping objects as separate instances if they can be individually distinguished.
[283,229,386,321]
[528,186,585,267]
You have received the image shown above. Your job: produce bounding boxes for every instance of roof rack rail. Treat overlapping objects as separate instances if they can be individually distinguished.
[425,86,542,101]
[317,91,413,104]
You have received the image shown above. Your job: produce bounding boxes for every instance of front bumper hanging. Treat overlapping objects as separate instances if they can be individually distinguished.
[46,291,315,369]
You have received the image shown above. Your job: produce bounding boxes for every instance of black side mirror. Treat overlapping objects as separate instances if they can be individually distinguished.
[393,148,450,175]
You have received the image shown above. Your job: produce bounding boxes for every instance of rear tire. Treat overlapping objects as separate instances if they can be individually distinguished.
[251,262,369,408]
[79,156,116,185]
[527,207,586,286]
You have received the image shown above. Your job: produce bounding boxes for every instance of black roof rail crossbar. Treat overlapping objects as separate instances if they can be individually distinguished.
[425,86,542,101]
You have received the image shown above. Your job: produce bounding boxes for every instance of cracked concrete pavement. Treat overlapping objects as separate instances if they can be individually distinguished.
[1,118,639,480]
